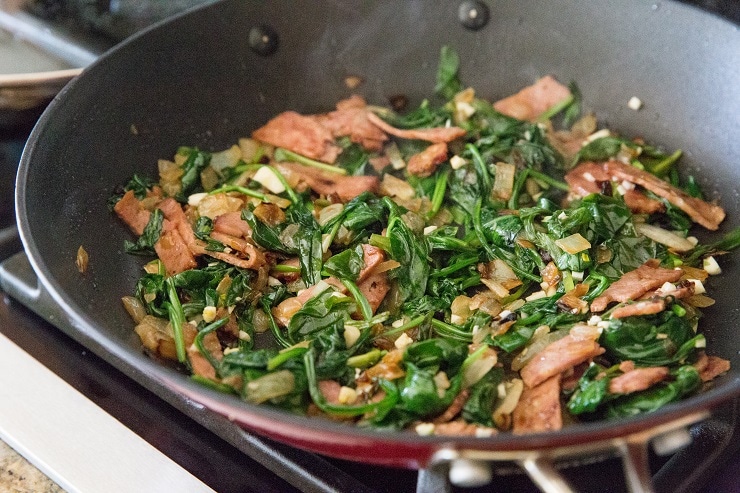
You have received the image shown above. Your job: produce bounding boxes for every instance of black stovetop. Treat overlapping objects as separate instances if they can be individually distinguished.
[2,2,739,492]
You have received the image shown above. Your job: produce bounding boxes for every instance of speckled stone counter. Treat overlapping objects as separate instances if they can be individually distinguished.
[0,440,64,493]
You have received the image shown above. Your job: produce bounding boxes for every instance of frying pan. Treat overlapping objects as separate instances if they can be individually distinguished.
[12,0,740,489]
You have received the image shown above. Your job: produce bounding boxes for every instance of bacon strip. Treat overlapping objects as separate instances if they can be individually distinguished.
[520,325,604,388]
[693,352,731,382]
[213,211,252,238]
[565,162,606,196]
[155,198,198,275]
[512,375,563,434]
[608,366,670,394]
[252,111,341,163]
[277,162,379,202]
[590,259,682,312]
[623,189,665,215]
[114,190,152,236]
[183,323,222,380]
[317,96,388,151]
[493,75,572,122]
[604,160,725,230]
[610,299,667,319]
[366,112,466,143]
[407,142,449,177]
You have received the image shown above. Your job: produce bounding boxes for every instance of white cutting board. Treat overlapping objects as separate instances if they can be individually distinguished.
[0,332,215,493]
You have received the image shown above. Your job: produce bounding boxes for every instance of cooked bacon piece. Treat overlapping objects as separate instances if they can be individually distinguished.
[357,271,390,314]
[591,259,682,312]
[640,279,695,302]
[154,229,198,276]
[611,299,667,319]
[114,190,152,235]
[318,380,343,405]
[213,211,252,238]
[604,160,726,230]
[252,111,341,163]
[191,241,266,270]
[660,281,696,300]
[493,75,572,122]
[152,198,201,275]
[358,244,386,279]
[611,278,696,318]
[520,325,604,388]
[623,189,665,214]
[512,375,563,434]
[210,231,255,254]
[433,389,470,424]
[564,161,612,196]
[183,323,222,381]
[547,115,598,161]
[561,362,590,392]
[317,96,388,151]
[157,198,198,246]
[277,162,379,202]
[407,142,449,177]
[609,366,670,394]
[366,112,466,143]
[693,352,731,382]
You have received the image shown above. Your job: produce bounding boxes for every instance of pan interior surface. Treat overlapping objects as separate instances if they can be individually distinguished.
[16,0,740,463]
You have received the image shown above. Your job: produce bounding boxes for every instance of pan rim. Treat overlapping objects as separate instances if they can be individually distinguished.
[13,0,740,465]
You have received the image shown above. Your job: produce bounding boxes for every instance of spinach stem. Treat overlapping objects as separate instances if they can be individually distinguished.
[274,148,348,175]
[165,277,187,363]
[194,316,230,374]
[341,278,373,321]
[427,168,450,220]
[430,318,473,342]
[209,184,269,202]
[304,350,398,417]
[376,314,427,339]
[526,169,569,191]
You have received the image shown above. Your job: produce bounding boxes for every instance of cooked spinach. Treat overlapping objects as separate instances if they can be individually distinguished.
[113,45,736,436]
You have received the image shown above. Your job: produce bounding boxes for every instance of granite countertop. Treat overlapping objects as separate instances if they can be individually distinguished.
[0,441,63,493]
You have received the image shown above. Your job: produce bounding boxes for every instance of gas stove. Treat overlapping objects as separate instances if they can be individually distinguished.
[1,2,739,492]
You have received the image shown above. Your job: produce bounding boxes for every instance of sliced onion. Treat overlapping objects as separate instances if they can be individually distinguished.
[634,223,695,252]
[245,370,296,404]
[555,233,591,254]
[380,173,415,200]
[210,145,242,174]
[489,259,521,287]
[492,379,524,430]
[385,142,406,170]
[463,355,497,389]
[492,162,516,200]
[481,278,511,299]
[680,265,709,282]
[122,296,147,324]
[317,203,345,227]
[685,294,716,308]
[373,260,401,274]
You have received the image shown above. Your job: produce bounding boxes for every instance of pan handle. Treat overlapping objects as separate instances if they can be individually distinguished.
[0,251,42,303]
[422,410,707,493]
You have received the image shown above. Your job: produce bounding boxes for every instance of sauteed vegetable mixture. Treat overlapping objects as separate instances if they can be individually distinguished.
[111,47,737,435]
